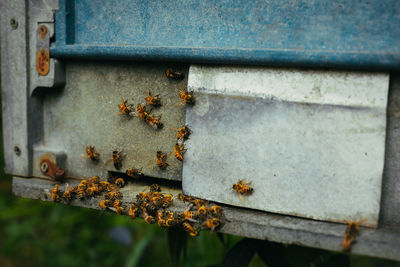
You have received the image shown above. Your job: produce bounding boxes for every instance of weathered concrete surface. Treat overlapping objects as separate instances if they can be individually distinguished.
[35,62,188,181]
[13,176,400,261]
[183,65,389,227]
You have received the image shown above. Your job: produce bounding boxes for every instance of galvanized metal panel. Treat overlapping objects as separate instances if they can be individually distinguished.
[51,0,400,69]
[183,65,389,227]
[34,62,188,180]
[0,0,30,176]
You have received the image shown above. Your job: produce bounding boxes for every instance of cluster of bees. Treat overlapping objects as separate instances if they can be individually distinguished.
[49,175,224,237]
[49,176,115,202]
[177,193,224,236]
[117,68,194,131]
[83,68,194,173]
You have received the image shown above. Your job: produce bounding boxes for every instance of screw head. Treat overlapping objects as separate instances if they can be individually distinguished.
[10,18,18,30]
[14,146,21,156]
[40,162,49,173]
[38,25,48,39]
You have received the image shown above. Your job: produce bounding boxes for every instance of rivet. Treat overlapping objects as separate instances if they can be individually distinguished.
[14,146,21,156]
[10,18,18,29]
[38,25,48,40]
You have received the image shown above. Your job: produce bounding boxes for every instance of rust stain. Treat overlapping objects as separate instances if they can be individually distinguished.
[36,48,50,76]
[39,154,65,181]
[38,25,48,40]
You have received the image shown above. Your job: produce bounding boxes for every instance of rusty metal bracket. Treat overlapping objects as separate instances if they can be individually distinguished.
[36,151,67,181]
[29,0,65,96]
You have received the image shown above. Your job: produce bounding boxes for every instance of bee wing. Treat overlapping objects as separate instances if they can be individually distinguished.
[104,158,113,166]
[237,179,245,184]
[150,122,158,130]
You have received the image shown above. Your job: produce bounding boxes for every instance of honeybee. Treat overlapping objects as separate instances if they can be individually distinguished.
[193,199,206,208]
[51,184,61,202]
[174,142,187,161]
[179,87,195,105]
[136,191,150,201]
[182,211,197,222]
[126,168,143,177]
[99,181,113,191]
[178,193,193,202]
[155,151,168,169]
[165,217,179,227]
[145,114,163,129]
[85,187,95,197]
[136,103,150,121]
[145,90,161,106]
[209,205,223,217]
[129,204,139,219]
[106,191,123,201]
[232,179,253,198]
[63,186,77,201]
[88,184,101,195]
[341,220,365,251]
[142,210,156,224]
[164,211,174,219]
[111,150,124,170]
[143,202,158,215]
[204,218,221,231]
[150,194,163,207]
[85,146,99,161]
[162,194,173,208]
[176,125,191,141]
[90,176,100,184]
[113,206,124,214]
[118,97,134,116]
[115,178,125,187]
[197,205,208,218]
[77,185,86,199]
[165,68,184,80]
[157,210,167,227]
[99,199,111,209]
[182,222,199,236]
[149,184,161,193]
[113,200,125,214]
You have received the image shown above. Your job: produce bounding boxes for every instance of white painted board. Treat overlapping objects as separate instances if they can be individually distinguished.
[183,65,389,227]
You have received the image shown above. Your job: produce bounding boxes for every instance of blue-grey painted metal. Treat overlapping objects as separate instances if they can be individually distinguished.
[51,0,400,69]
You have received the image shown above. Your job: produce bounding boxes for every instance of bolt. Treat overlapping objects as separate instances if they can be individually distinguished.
[14,146,21,156]
[10,18,18,29]
[38,25,48,40]
[40,162,49,173]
